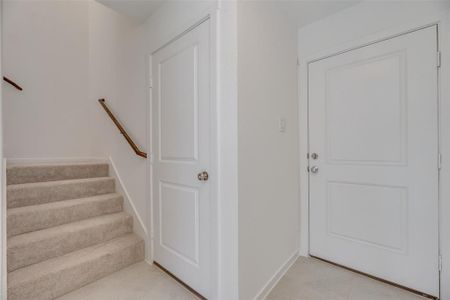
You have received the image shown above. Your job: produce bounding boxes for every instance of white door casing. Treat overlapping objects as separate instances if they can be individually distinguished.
[308,26,439,296]
[151,19,211,298]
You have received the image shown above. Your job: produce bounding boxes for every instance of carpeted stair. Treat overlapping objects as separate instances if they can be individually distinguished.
[6,162,144,300]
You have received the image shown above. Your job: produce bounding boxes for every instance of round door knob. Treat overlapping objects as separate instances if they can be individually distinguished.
[310,166,319,174]
[198,171,209,181]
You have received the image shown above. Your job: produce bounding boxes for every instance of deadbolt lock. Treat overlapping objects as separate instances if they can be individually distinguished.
[310,166,319,174]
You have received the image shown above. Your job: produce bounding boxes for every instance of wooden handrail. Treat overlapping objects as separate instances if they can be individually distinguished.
[3,76,23,91]
[98,99,147,158]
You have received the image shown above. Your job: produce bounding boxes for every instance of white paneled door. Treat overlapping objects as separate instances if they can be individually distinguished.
[152,19,211,298]
[309,26,439,297]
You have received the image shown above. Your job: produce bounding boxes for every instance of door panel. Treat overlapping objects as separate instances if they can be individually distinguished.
[152,19,211,298]
[325,52,406,164]
[159,45,198,161]
[309,26,439,296]
[159,181,199,264]
[327,182,407,252]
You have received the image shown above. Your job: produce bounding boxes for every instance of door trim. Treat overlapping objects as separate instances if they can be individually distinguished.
[147,11,220,300]
[298,12,450,299]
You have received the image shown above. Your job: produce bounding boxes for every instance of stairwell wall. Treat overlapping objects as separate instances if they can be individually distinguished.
[2,0,92,159]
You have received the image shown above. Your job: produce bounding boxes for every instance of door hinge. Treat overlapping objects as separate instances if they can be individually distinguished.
[438,153,442,170]
[437,51,442,68]
[439,255,443,271]
[149,78,153,88]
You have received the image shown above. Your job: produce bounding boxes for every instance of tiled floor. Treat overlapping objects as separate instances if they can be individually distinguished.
[267,257,427,300]
[56,262,199,300]
[57,257,428,300]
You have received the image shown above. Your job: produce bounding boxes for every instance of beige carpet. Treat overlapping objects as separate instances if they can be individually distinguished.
[6,162,144,300]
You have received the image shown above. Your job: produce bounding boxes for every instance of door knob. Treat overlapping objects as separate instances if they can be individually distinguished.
[197,171,209,181]
[310,166,319,174]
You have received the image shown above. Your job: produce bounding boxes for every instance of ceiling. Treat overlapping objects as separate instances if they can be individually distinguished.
[97,0,165,23]
[97,0,360,27]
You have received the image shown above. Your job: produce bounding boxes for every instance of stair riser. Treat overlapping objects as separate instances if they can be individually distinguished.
[7,178,115,208]
[8,239,144,300]
[8,215,133,271]
[8,195,123,237]
[7,164,109,185]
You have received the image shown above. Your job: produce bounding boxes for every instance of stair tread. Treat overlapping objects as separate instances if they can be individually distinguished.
[8,193,122,215]
[7,162,109,185]
[8,212,131,247]
[7,177,116,209]
[8,233,143,286]
[7,176,113,190]
[7,193,124,238]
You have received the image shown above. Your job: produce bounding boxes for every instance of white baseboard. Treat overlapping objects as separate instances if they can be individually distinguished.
[108,157,149,260]
[253,251,299,300]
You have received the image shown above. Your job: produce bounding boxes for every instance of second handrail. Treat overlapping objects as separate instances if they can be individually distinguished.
[3,76,23,91]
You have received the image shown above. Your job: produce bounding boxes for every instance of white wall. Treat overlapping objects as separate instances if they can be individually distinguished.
[2,0,144,163]
[216,2,239,298]
[297,1,450,299]
[237,2,299,299]
[3,0,92,159]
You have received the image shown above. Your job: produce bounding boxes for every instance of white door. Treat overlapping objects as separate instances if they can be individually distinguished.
[152,19,211,298]
[309,26,439,297]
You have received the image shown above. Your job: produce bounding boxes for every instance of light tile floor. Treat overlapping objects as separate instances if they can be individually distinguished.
[267,257,427,300]
[57,257,428,300]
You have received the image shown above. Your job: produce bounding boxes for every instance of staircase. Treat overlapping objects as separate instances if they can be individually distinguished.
[6,162,144,300]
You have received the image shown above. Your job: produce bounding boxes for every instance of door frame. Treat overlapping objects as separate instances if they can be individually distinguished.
[147,11,220,300]
[298,12,450,299]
